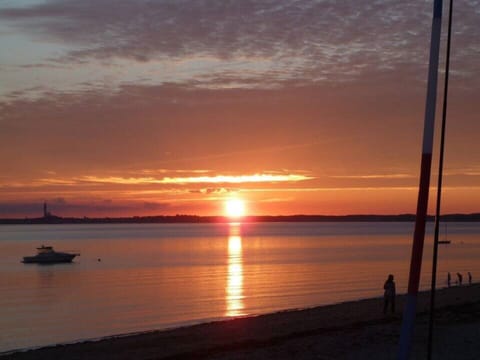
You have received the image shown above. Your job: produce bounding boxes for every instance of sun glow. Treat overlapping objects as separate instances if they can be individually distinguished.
[225,198,246,218]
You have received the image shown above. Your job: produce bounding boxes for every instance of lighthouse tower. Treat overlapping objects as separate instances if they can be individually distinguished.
[43,202,51,218]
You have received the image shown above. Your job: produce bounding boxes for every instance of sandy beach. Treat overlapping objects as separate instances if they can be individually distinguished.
[2,284,479,359]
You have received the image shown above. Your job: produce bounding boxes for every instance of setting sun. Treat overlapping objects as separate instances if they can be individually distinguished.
[225,199,246,218]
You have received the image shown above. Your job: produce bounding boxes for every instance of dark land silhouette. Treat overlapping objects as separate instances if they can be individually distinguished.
[2,213,480,225]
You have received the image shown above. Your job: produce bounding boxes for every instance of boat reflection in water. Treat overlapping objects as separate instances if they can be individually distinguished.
[226,224,244,316]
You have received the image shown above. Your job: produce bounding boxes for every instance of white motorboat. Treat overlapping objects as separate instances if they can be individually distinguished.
[22,245,80,264]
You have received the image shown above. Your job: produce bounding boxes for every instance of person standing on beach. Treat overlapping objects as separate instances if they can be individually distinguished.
[447,272,451,287]
[457,272,463,286]
[468,272,472,285]
[383,274,396,314]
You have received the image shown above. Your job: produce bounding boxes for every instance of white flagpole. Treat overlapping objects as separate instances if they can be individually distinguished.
[397,1,443,359]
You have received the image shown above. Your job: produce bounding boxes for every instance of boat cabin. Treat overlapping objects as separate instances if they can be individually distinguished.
[37,245,54,254]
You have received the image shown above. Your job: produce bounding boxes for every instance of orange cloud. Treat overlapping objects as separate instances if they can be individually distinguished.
[329,174,414,179]
[77,173,314,185]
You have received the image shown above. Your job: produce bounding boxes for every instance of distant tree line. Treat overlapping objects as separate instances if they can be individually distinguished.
[1,213,480,225]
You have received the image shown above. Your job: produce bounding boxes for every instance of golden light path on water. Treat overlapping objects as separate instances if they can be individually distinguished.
[226,223,244,316]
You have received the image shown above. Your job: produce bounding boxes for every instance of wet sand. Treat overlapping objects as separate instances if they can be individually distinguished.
[3,284,480,360]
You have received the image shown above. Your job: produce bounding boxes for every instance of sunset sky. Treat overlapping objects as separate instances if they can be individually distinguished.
[1,0,479,218]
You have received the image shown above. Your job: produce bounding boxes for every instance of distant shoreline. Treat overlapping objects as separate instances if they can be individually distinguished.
[1,213,480,225]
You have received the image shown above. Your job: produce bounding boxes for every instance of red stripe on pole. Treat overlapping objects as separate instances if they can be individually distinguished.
[407,152,432,293]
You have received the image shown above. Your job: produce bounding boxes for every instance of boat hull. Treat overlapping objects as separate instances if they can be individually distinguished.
[22,253,77,264]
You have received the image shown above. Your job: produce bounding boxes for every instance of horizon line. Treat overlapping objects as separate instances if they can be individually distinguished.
[2,213,480,224]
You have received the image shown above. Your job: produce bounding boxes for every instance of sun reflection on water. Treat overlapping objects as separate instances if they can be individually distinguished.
[226,225,244,317]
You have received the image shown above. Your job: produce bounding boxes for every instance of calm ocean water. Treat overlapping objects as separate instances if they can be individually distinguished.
[1,222,479,352]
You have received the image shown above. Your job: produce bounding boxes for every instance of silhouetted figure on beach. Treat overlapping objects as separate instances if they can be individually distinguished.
[447,272,451,287]
[468,272,472,285]
[383,274,396,314]
[457,272,463,286]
